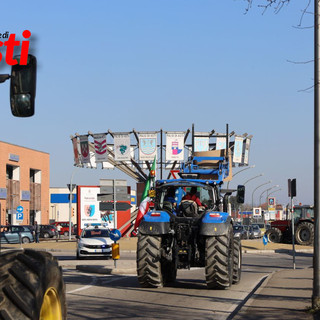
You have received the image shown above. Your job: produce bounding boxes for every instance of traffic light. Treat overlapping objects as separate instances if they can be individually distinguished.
[10,54,36,117]
[237,185,245,204]
[72,208,74,217]
[288,179,297,198]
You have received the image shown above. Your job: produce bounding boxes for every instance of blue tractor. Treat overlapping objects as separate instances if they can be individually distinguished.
[136,147,245,289]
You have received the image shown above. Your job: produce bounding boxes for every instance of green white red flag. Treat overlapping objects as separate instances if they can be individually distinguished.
[134,157,156,230]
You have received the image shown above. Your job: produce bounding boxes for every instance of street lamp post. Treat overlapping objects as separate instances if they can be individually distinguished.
[313,0,320,309]
[227,164,255,189]
[251,181,272,210]
[68,167,78,241]
[244,173,264,186]
[259,185,280,206]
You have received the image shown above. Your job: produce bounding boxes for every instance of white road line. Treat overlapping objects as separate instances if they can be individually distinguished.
[67,285,93,294]
[66,275,133,295]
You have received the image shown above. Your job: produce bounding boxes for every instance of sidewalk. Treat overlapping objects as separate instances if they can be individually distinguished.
[233,267,316,320]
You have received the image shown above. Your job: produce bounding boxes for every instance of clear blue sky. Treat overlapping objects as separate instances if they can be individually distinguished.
[0,0,313,207]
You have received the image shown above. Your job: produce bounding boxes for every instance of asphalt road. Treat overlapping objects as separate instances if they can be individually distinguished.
[56,251,313,320]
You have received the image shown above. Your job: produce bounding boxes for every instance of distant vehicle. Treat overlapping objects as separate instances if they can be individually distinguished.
[250,224,262,239]
[0,225,34,244]
[265,205,314,245]
[51,221,74,236]
[22,224,58,238]
[233,225,249,239]
[40,225,58,238]
[76,224,112,259]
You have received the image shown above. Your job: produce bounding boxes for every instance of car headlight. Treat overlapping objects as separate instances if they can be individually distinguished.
[78,242,84,248]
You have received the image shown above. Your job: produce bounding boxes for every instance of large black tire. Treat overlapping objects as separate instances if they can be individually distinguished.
[295,222,314,246]
[205,225,234,289]
[0,249,66,320]
[233,236,242,284]
[265,228,282,243]
[137,235,163,288]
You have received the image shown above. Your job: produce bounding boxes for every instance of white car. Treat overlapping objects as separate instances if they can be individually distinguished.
[76,225,112,259]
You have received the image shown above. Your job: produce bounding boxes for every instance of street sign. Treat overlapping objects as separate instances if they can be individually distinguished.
[110,229,121,242]
[99,202,132,211]
[16,212,23,221]
[100,186,128,194]
[97,193,131,202]
[16,206,24,213]
[263,234,268,246]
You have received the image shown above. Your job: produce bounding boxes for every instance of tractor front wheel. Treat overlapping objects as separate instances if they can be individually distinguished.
[205,225,234,289]
[137,235,163,288]
[233,236,242,284]
[0,249,66,320]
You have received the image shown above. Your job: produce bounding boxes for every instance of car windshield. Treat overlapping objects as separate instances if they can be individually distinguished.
[252,225,259,230]
[82,229,110,238]
[233,226,243,231]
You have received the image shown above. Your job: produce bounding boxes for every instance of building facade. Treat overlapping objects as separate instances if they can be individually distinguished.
[49,187,77,224]
[0,141,50,225]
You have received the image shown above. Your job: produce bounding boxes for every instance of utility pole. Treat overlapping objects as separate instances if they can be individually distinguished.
[313,0,320,309]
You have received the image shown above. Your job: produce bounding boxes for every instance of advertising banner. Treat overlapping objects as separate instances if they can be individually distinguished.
[72,137,80,165]
[139,133,157,161]
[233,136,243,163]
[79,187,101,228]
[243,138,251,165]
[216,136,226,150]
[93,133,108,163]
[114,133,131,161]
[166,132,184,161]
[79,135,90,163]
[194,133,209,152]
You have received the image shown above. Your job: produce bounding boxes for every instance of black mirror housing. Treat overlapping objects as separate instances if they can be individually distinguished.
[237,185,245,204]
[10,54,37,117]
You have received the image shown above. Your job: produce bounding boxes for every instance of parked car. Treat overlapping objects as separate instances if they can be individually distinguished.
[40,225,58,238]
[233,225,249,239]
[0,225,34,244]
[51,221,74,236]
[76,224,112,259]
[251,224,262,239]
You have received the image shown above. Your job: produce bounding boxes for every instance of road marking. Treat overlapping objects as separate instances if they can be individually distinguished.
[66,275,134,294]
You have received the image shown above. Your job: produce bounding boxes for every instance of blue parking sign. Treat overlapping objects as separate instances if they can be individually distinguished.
[16,212,23,221]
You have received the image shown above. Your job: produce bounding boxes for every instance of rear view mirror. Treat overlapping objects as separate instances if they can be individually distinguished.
[237,185,245,204]
[10,54,36,117]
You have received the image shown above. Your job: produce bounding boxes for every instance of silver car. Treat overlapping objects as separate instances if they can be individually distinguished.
[250,224,262,239]
[0,225,34,243]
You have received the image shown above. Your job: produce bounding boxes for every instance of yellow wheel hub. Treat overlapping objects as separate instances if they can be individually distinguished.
[40,287,62,320]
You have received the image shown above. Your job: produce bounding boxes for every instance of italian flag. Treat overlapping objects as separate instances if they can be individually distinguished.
[134,157,156,230]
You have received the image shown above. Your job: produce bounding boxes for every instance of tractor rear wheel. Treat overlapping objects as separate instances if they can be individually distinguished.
[295,222,314,246]
[137,235,163,288]
[265,228,282,243]
[233,236,242,284]
[0,249,66,320]
[205,225,234,289]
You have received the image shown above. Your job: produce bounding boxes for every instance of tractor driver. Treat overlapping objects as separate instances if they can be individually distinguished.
[182,186,203,207]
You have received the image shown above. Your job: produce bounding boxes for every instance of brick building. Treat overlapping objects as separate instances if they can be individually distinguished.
[0,141,50,225]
